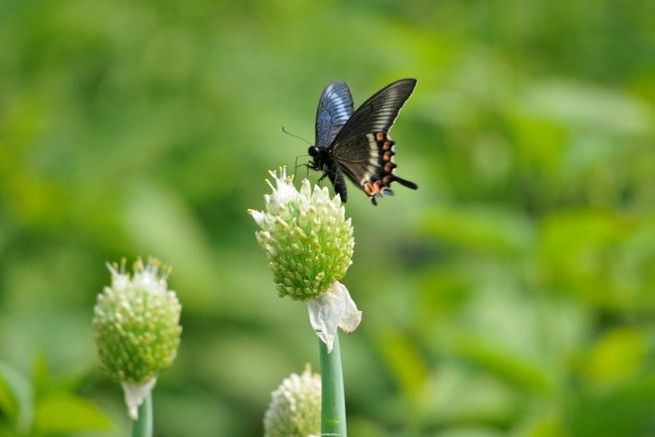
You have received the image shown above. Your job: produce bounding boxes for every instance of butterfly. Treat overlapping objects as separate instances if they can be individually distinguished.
[308,78,418,205]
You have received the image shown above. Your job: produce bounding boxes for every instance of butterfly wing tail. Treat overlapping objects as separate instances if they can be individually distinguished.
[393,176,418,190]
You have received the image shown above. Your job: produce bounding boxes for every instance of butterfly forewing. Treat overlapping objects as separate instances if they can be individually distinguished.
[332,79,416,142]
[315,81,354,148]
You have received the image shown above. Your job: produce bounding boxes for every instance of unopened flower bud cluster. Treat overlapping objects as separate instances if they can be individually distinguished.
[250,169,354,301]
[263,366,321,437]
[93,258,182,383]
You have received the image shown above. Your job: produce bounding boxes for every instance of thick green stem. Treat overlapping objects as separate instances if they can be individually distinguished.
[320,334,347,436]
[131,393,153,437]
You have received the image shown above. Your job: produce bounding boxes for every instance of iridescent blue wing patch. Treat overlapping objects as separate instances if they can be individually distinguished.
[315,81,354,148]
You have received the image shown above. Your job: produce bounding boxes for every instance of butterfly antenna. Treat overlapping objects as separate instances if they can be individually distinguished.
[282,126,313,146]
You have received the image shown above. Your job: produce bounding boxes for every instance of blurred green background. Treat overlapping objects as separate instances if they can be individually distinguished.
[2,0,655,435]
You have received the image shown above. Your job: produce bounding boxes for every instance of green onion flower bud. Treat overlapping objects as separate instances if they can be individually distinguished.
[249,168,354,300]
[263,365,321,437]
[93,258,182,419]
[249,169,361,352]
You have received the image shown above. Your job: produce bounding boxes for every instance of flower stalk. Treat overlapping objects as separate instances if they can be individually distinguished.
[131,393,152,437]
[320,334,347,436]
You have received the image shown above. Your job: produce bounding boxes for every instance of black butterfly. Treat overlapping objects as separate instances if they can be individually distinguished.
[308,79,418,205]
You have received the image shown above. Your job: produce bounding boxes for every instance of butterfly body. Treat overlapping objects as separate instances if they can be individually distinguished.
[309,79,418,205]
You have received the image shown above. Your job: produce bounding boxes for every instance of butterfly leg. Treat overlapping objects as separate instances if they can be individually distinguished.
[294,156,308,176]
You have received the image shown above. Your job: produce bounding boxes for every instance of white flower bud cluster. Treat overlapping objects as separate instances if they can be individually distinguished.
[93,258,182,419]
[263,366,321,437]
[250,168,354,301]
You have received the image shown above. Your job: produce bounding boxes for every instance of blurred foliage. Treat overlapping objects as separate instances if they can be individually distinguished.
[0,359,111,435]
[1,0,655,435]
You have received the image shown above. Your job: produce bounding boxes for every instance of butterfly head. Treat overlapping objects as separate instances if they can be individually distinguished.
[307,145,328,171]
[308,146,320,158]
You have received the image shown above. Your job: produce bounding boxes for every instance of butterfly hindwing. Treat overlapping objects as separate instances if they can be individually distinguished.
[330,79,417,204]
[315,81,354,148]
[335,132,417,204]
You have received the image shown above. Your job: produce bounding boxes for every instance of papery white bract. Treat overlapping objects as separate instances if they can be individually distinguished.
[307,281,362,353]
[122,378,157,420]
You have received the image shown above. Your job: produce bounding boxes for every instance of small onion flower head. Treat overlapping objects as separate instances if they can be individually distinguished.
[263,365,321,437]
[249,168,361,352]
[93,258,182,419]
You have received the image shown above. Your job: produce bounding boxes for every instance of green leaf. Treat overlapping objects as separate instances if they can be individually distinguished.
[421,206,534,257]
[0,361,33,434]
[34,392,112,433]
[521,81,654,136]
[454,338,553,395]
[537,209,629,308]
[376,331,429,402]
[122,184,220,314]
[584,328,646,390]
[572,374,655,436]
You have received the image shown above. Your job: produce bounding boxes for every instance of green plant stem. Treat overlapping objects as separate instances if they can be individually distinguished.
[131,393,152,437]
[320,333,347,436]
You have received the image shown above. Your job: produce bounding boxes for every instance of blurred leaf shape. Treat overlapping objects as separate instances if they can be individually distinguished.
[419,265,473,318]
[521,81,654,136]
[34,392,112,433]
[0,361,33,434]
[376,330,429,403]
[421,206,534,257]
[123,183,220,313]
[454,337,553,395]
[584,328,646,390]
[538,209,629,307]
[435,429,506,437]
[427,364,517,427]
[515,405,566,437]
[571,374,655,436]
[507,113,567,176]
